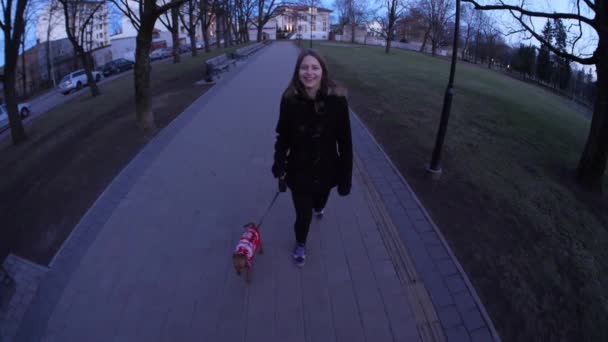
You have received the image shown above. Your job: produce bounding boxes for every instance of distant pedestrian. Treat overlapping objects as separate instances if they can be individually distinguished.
[272,49,353,267]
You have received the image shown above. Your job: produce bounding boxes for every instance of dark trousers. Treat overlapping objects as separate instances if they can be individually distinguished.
[291,188,331,245]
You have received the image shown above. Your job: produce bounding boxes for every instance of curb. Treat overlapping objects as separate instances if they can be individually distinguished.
[349,109,502,342]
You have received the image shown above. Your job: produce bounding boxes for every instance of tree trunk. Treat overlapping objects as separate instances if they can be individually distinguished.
[420,26,431,53]
[46,40,56,87]
[257,21,263,42]
[171,7,181,63]
[577,37,608,191]
[217,15,223,48]
[46,7,55,87]
[201,0,211,52]
[351,24,356,43]
[385,25,392,54]
[474,30,480,63]
[257,6,263,42]
[21,37,27,96]
[80,51,100,96]
[3,40,27,144]
[190,30,198,56]
[134,17,157,133]
[223,15,230,47]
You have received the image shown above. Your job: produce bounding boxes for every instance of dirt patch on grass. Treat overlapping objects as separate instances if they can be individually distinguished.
[0,69,211,266]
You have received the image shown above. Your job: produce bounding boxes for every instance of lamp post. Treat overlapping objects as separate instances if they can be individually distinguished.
[427,0,461,178]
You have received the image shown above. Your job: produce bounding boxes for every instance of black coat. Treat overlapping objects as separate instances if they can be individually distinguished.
[272,91,353,195]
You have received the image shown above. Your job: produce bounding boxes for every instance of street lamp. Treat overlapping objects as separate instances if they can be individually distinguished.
[427,0,461,178]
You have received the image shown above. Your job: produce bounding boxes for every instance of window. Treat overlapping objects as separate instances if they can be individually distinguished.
[323,21,327,32]
[311,23,316,31]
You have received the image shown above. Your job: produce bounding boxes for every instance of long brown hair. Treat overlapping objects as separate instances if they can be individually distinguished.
[283,49,342,99]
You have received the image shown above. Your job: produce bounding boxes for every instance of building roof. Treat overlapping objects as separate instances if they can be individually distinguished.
[277,5,332,13]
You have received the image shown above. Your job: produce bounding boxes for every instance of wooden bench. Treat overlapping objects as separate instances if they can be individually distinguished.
[233,42,265,59]
[204,53,236,81]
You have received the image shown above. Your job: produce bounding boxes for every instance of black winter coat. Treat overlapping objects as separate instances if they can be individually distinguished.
[272,91,353,195]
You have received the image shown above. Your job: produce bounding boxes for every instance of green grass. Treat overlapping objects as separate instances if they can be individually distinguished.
[314,42,608,341]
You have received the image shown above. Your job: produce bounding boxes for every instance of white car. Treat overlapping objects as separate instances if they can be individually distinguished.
[0,103,31,131]
[57,69,103,95]
[150,48,172,61]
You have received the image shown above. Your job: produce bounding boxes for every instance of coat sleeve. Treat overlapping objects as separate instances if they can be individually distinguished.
[272,96,290,178]
[336,96,353,196]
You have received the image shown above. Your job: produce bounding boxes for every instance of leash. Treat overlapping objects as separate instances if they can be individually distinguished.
[257,178,286,230]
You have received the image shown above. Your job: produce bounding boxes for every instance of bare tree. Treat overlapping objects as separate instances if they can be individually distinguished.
[199,0,216,52]
[234,0,255,43]
[254,0,281,42]
[179,0,201,55]
[416,0,454,56]
[462,0,607,191]
[481,13,501,68]
[58,0,106,97]
[223,0,235,46]
[159,3,183,63]
[18,0,39,96]
[1,0,29,143]
[111,0,187,133]
[373,0,406,53]
[41,0,63,87]
[460,2,483,59]
[334,0,369,43]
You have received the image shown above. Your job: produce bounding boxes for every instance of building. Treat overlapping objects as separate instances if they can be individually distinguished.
[340,24,367,43]
[395,12,428,42]
[111,0,216,49]
[248,18,278,41]
[273,5,332,40]
[36,0,110,50]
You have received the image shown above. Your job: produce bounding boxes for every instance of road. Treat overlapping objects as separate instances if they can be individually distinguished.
[0,70,131,142]
[0,47,222,143]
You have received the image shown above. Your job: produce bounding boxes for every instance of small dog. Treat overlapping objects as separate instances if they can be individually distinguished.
[232,222,263,283]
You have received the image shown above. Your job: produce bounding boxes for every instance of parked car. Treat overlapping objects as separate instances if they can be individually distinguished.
[57,69,103,95]
[0,102,31,130]
[150,48,172,61]
[102,58,135,77]
[195,41,205,50]
[178,44,192,53]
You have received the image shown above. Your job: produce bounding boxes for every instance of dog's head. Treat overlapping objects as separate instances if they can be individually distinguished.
[243,222,259,230]
[233,253,248,274]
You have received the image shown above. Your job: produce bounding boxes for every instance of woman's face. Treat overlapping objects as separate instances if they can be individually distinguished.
[299,55,323,93]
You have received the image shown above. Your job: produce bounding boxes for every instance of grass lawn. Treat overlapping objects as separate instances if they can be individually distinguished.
[0,43,252,265]
[314,42,607,342]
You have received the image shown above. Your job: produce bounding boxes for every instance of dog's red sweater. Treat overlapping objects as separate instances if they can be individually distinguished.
[234,225,261,267]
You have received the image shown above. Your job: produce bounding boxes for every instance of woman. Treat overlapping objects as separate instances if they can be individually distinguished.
[272,49,353,267]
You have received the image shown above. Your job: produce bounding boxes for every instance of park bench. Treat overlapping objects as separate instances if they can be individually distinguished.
[204,53,236,81]
[233,42,265,59]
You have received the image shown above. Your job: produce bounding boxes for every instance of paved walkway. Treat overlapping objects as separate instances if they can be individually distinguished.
[13,42,499,342]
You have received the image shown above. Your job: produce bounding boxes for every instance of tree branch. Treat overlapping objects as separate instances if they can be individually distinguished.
[582,0,595,10]
[462,0,595,27]
[157,0,187,16]
[510,10,596,64]
[111,0,141,29]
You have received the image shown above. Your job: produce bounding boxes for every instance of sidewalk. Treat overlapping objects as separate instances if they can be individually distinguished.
[13,42,498,342]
